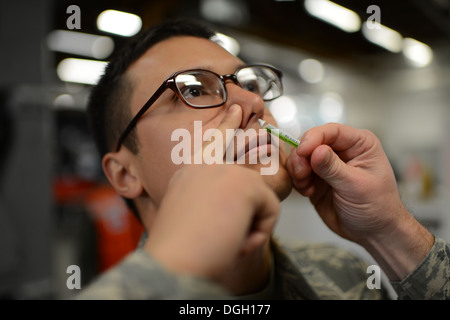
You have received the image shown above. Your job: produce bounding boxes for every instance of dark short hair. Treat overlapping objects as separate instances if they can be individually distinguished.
[86,18,216,217]
[87,18,216,157]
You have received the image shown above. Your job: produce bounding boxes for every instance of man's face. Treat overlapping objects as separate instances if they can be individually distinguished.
[124,36,293,209]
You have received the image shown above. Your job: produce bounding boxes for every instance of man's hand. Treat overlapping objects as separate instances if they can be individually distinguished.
[286,123,434,280]
[287,123,401,242]
[145,164,280,282]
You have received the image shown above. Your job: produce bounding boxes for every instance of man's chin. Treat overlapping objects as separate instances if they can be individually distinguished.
[263,169,293,201]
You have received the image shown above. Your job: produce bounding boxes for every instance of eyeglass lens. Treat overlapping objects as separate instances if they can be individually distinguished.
[175,71,226,107]
[174,66,281,108]
[236,67,281,101]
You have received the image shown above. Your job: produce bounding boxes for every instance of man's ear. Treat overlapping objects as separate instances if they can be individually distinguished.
[102,151,143,199]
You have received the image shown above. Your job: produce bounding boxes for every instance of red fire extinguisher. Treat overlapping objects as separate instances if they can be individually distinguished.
[84,185,144,272]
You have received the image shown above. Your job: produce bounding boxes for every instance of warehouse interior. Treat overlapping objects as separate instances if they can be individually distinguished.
[1,0,450,299]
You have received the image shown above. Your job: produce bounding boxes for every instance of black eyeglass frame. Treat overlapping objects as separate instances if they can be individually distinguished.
[115,64,283,152]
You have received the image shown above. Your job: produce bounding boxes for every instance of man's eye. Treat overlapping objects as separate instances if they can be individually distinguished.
[181,86,204,98]
[242,82,260,94]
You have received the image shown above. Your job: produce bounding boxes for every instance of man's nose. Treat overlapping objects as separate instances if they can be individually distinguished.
[224,83,265,128]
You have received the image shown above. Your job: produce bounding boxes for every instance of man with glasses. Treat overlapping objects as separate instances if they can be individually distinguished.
[80,19,448,299]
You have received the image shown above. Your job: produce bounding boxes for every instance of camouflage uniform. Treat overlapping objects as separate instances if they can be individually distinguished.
[76,236,449,300]
[391,237,449,299]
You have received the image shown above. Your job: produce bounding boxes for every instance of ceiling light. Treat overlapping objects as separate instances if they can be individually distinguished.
[298,59,324,84]
[97,10,142,37]
[200,0,248,26]
[57,58,107,85]
[319,92,345,123]
[53,94,76,110]
[47,30,114,59]
[402,38,433,68]
[304,0,361,33]
[362,22,403,53]
[269,96,298,123]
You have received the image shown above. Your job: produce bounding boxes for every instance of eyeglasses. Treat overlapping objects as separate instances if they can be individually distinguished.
[115,64,284,151]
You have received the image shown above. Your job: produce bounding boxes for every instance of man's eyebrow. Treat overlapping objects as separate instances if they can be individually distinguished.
[168,65,213,73]
[162,65,211,78]
[173,64,246,73]
[190,65,213,70]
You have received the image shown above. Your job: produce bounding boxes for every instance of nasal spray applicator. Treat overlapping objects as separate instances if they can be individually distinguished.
[258,119,300,148]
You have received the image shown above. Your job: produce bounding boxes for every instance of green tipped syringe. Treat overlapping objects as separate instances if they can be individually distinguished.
[258,119,300,148]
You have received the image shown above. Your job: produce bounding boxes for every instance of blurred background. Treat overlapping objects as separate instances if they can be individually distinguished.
[1,0,449,299]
